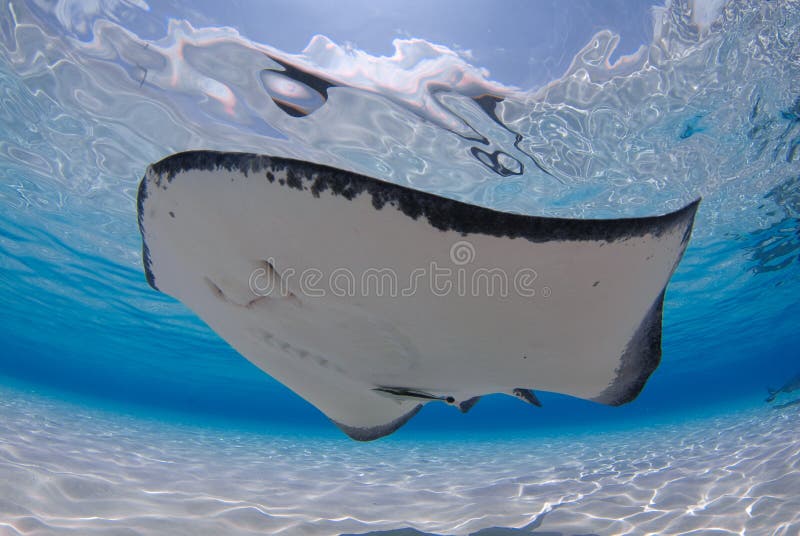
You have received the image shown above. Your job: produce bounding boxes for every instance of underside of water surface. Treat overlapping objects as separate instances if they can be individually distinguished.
[0,0,799,534]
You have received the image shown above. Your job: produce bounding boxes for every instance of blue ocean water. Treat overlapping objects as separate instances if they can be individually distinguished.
[1,0,799,533]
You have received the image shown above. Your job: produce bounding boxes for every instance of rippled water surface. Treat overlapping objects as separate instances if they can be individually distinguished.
[1,0,799,533]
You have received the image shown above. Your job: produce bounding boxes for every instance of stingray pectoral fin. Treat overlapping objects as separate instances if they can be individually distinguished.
[332,403,423,441]
[207,312,427,440]
[591,289,666,406]
[291,377,425,440]
[163,294,427,441]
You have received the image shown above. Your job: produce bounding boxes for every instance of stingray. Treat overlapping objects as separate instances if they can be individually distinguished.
[766,372,800,403]
[137,151,699,441]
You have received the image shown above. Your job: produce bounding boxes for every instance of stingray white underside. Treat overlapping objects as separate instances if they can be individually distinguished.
[138,151,698,440]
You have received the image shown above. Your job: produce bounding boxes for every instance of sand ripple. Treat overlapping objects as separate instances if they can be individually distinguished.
[0,388,797,535]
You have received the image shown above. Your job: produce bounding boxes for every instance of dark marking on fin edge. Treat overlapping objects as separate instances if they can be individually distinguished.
[136,173,158,291]
[146,151,701,246]
[332,404,422,441]
[592,289,666,406]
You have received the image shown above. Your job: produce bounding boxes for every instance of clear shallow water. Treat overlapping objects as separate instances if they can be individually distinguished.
[1,0,799,533]
[1,383,799,535]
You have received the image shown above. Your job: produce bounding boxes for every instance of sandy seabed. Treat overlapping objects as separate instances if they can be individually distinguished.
[0,387,797,536]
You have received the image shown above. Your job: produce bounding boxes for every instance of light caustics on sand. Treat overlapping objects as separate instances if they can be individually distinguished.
[137,151,698,440]
[1,386,798,535]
